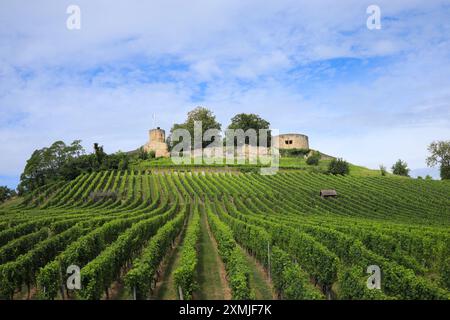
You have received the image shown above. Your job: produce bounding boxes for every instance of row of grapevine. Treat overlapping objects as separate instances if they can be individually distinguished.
[173,204,201,300]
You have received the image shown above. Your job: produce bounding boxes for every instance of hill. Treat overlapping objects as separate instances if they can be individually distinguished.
[0,170,449,300]
[131,154,381,177]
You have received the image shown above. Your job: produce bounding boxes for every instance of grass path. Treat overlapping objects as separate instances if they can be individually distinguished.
[239,246,276,299]
[195,208,231,300]
[152,227,186,300]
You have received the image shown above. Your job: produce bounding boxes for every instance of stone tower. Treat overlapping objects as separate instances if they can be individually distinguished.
[275,133,309,150]
[149,127,166,144]
[143,127,170,158]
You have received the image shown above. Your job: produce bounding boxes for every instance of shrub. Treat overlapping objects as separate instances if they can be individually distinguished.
[239,167,259,174]
[0,186,15,204]
[392,159,410,177]
[328,158,349,175]
[138,147,148,160]
[306,152,320,166]
[379,165,387,176]
[280,148,310,157]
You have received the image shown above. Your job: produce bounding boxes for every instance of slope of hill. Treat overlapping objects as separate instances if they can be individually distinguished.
[0,170,449,300]
[132,155,381,176]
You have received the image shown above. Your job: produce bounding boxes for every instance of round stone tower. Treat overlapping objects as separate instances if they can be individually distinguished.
[149,127,165,143]
[144,127,169,157]
[276,133,309,150]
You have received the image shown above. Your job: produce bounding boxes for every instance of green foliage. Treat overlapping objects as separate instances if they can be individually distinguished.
[125,208,187,299]
[337,266,389,300]
[173,206,201,300]
[328,158,350,175]
[137,147,148,160]
[170,106,222,149]
[271,246,324,299]
[1,169,449,301]
[427,140,450,180]
[306,151,320,166]
[18,140,84,194]
[79,202,179,299]
[0,186,15,203]
[226,113,271,147]
[440,165,450,180]
[206,203,252,299]
[392,159,410,177]
[19,140,131,195]
[379,164,387,176]
[239,167,260,174]
[441,257,450,290]
[280,148,310,157]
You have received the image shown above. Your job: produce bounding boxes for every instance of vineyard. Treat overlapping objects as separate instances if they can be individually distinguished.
[0,170,449,300]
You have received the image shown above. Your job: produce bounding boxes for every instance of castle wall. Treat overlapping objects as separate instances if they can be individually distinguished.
[149,128,165,143]
[144,127,170,157]
[276,134,309,150]
[143,129,309,158]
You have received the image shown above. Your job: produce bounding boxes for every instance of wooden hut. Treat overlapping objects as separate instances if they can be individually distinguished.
[320,189,337,198]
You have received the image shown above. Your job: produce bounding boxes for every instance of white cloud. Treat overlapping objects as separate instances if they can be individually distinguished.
[0,0,449,187]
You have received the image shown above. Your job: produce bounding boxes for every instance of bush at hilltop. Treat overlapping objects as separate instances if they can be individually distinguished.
[328,158,349,175]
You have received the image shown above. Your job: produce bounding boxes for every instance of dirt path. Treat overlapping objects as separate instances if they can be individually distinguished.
[195,208,231,300]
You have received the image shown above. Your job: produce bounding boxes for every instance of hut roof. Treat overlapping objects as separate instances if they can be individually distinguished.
[320,189,337,197]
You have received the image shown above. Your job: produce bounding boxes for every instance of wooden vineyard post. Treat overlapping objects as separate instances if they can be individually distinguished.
[267,241,271,281]
[178,286,184,300]
[59,266,65,300]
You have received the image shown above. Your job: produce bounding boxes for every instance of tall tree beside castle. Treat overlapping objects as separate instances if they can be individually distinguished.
[169,107,222,149]
[427,140,450,180]
[227,113,271,146]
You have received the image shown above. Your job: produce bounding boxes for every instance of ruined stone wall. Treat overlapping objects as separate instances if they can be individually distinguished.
[144,127,170,157]
[276,134,309,150]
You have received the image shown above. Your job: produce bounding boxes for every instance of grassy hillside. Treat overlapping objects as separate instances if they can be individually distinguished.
[0,170,449,300]
[131,155,381,177]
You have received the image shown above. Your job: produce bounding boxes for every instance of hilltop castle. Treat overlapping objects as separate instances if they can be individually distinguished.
[143,127,309,158]
[143,127,170,158]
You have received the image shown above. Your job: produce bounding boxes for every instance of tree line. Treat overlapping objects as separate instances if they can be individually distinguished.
[17,141,131,195]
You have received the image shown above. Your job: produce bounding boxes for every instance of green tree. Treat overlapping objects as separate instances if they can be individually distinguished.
[93,143,107,167]
[328,158,349,175]
[0,186,15,203]
[227,113,271,146]
[379,164,387,176]
[169,106,222,149]
[18,140,131,195]
[138,147,149,160]
[426,140,450,180]
[391,159,410,177]
[19,140,85,194]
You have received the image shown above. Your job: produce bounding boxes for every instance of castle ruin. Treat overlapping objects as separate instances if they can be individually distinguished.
[143,127,310,158]
[275,133,309,150]
[143,127,169,158]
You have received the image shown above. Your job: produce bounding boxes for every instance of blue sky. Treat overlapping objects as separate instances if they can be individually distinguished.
[1,0,450,188]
